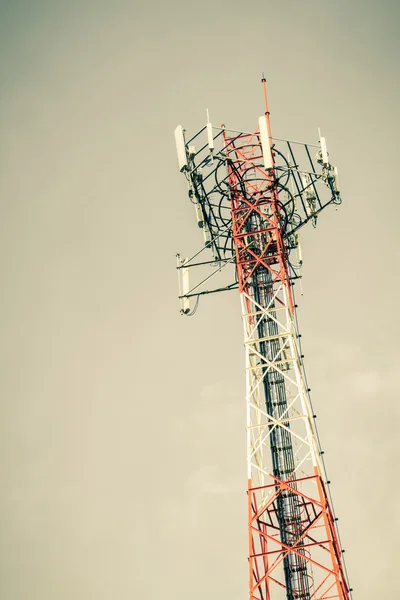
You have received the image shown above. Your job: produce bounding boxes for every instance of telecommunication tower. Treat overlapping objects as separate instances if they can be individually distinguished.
[174,79,352,600]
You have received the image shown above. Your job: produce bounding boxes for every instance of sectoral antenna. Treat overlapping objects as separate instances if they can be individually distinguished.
[176,254,190,314]
[174,125,187,172]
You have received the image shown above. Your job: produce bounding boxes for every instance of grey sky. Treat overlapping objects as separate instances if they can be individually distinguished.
[0,1,399,598]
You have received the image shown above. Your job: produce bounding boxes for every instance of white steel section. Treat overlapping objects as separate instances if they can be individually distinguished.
[258,116,273,170]
[242,286,323,504]
[282,284,319,468]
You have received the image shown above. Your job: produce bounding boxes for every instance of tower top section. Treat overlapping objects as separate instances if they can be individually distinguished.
[174,84,341,314]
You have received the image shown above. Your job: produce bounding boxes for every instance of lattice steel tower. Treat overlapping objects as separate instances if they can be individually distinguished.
[174,79,352,600]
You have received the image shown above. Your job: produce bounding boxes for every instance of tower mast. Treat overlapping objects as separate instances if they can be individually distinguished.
[174,81,351,600]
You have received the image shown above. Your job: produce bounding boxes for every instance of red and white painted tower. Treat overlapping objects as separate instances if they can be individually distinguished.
[174,80,352,600]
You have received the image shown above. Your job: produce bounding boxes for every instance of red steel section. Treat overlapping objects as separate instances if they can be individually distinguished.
[247,472,349,600]
[223,127,294,315]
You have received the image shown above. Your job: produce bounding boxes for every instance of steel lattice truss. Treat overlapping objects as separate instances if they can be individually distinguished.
[175,86,352,600]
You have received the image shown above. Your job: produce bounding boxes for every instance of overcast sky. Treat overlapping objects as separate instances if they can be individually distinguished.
[0,1,399,598]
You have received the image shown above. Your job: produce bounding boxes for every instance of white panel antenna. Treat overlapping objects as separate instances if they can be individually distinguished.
[301,173,316,200]
[334,166,340,192]
[174,125,188,172]
[207,122,214,151]
[181,262,190,314]
[318,128,329,165]
[297,233,303,265]
[203,225,211,245]
[206,109,214,152]
[258,116,273,170]
[301,172,310,189]
[194,202,204,228]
